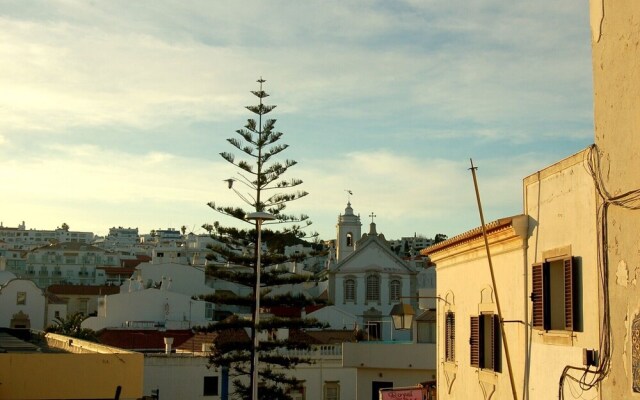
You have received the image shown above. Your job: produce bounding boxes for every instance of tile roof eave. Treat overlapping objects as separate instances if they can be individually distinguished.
[421,215,522,256]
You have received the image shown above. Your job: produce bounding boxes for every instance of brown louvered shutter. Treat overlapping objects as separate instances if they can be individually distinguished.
[531,262,546,330]
[470,316,480,368]
[450,312,455,361]
[492,314,501,372]
[445,312,455,362]
[563,257,574,331]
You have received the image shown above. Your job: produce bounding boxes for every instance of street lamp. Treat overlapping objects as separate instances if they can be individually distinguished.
[246,211,275,400]
[390,302,415,330]
[389,296,449,331]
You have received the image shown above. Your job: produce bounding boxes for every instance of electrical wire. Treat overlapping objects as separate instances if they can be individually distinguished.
[558,144,640,399]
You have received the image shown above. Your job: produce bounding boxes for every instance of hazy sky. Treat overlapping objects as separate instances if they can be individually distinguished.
[0,0,594,241]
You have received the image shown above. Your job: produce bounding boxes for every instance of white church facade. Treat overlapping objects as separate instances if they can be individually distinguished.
[324,203,419,342]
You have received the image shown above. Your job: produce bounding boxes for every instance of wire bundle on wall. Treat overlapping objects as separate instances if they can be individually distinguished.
[558,144,640,399]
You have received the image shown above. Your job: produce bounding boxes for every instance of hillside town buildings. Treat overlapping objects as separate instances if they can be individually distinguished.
[1,2,638,398]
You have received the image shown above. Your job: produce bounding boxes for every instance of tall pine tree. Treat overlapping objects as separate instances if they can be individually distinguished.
[199,78,323,400]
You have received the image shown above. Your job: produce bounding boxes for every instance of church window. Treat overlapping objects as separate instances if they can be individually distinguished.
[366,274,380,302]
[346,233,353,247]
[345,279,356,302]
[390,279,401,302]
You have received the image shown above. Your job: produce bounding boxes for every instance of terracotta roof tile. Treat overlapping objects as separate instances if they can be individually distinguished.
[421,215,523,255]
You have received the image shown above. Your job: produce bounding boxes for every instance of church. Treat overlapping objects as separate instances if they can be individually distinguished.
[322,202,421,341]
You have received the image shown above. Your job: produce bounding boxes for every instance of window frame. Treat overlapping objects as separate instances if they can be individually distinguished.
[417,320,436,344]
[389,279,401,302]
[16,291,27,305]
[531,256,575,331]
[365,273,380,303]
[323,381,340,400]
[205,302,214,319]
[470,313,500,372]
[344,278,356,303]
[203,376,219,396]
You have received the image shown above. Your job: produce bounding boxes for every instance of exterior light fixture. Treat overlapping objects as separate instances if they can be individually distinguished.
[390,302,415,330]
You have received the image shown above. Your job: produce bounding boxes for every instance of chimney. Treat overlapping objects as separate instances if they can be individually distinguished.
[164,337,174,354]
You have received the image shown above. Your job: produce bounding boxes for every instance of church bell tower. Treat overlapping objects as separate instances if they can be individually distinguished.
[336,202,362,261]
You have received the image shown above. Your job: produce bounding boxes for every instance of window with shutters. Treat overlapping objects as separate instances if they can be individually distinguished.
[531,256,577,331]
[445,311,455,362]
[470,314,501,372]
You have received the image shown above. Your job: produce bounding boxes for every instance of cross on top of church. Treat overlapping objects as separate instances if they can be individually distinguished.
[369,212,376,223]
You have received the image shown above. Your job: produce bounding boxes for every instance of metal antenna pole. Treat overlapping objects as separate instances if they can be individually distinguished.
[469,159,519,400]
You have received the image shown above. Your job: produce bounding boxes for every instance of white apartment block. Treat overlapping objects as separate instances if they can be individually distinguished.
[0,221,94,250]
[93,226,140,251]
[20,242,121,287]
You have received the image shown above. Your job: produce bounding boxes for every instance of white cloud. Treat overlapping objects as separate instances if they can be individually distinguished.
[0,0,594,239]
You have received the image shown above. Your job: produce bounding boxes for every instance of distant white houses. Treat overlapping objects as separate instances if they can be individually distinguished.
[0,221,94,249]
[23,242,118,287]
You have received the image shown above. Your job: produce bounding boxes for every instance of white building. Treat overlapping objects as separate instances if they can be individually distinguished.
[0,272,46,330]
[424,148,606,400]
[23,242,119,287]
[93,226,140,252]
[128,262,214,297]
[82,287,213,331]
[389,235,435,257]
[0,221,94,249]
[144,354,223,400]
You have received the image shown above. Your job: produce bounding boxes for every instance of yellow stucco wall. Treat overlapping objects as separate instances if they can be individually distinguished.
[524,150,601,400]
[429,217,528,400]
[0,352,143,399]
[590,0,640,398]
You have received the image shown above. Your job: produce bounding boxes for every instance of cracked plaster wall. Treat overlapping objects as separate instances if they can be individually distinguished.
[590,0,640,397]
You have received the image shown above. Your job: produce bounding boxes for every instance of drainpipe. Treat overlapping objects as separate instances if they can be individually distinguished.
[513,215,530,400]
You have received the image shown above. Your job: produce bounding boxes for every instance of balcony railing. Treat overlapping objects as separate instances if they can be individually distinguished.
[275,344,342,359]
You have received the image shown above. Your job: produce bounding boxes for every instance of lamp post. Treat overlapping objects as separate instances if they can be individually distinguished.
[246,211,275,400]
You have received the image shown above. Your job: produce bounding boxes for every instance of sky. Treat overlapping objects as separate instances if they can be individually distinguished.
[0,0,594,242]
